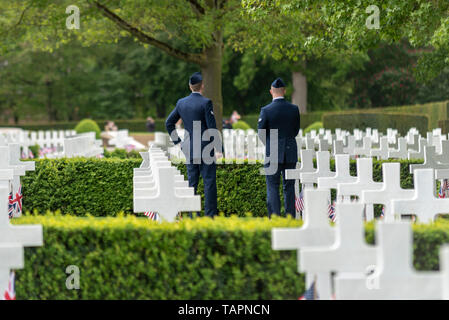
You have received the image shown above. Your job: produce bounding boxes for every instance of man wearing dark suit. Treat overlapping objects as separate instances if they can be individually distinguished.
[258,78,300,217]
[165,72,219,217]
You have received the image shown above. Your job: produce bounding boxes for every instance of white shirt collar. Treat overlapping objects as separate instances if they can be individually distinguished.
[192,91,202,95]
[273,96,284,101]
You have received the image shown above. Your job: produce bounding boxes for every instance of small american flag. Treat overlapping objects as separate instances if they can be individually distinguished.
[299,281,318,300]
[439,179,449,198]
[3,271,15,300]
[380,206,385,219]
[328,201,336,222]
[13,185,23,216]
[295,190,305,212]
[144,211,158,221]
[8,192,15,219]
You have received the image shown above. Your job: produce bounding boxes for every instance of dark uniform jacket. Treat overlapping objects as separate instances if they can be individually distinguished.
[257,98,300,164]
[166,92,218,162]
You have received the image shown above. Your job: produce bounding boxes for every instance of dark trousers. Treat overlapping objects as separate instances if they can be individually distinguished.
[186,162,217,217]
[265,162,296,218]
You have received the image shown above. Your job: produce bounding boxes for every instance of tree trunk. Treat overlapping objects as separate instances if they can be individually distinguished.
[201,31,223,131]
[292,67,307,114]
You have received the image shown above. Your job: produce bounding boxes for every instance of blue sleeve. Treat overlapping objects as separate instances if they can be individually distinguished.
[257,108,268,145]
[204,100,217,130]
[165,104,181,145]
[295,106,300,136]
[204,100,224,152]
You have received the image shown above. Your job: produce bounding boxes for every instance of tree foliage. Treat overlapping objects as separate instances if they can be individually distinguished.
[243,0,449,81]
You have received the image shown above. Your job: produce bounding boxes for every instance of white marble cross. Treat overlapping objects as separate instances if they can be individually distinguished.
[0,166,43,295]
[300,202,377,299]
[305,137,315,151]
[134,166,201,222]
[393,168,449,223]
[343,136,355,156]
[285,149,316,184]
[272,189,336,299]
[0,244,24,297]
[318,155,357,200]
[285,149,315,217]
[435,140,449,164]
[319,139,330,152]
[338,158,383,220]
[8,144,35,217]
[370,137,390,160]
[335,221,442,299]
[436,168,449,180]
[354,136,372,158]
[388,137,408,160]
[407,133,420,152]
[408,138,427,160]
[333,140,344,156]
[361,163,414,222]
[247,133,257,163]
[409,146,449,173]
[235,133,245,163]
[300,151,335,187]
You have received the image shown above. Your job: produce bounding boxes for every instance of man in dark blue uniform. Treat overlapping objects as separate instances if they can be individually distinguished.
[165,72,219,217]
[258,78,300,217]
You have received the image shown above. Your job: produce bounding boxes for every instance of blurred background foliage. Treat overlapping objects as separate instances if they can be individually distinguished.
[2,37,449,124]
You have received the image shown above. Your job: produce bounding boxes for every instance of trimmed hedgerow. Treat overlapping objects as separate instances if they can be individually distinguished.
[22,158,141,217]
[13,214,304,300]
[74,119,101,139]
[322,111,429,136]
[21,158,423,217]
[12,215,449,299]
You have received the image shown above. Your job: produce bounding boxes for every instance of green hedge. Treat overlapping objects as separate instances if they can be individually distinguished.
[13,215,304,299]
[74,119,101,139]
[304,121,323,134]
[21,158,422,217]
[322,111,429,135]
[372,100,449,131]
[12,215,449,299]
[232,120,251,130]
[22,158,139,217]
[439,119,449,135]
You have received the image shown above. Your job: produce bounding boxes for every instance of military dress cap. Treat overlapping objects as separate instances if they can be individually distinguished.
[271,77,286,88]
[189,72,203,85]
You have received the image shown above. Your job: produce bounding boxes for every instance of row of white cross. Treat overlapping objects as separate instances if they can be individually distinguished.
[0,128,104,159]
[133,146,201,222]
[1,129,76,154]
[107,129,145,150]
[156,129,266,162]
[0,143,42,297]
[61,132,103,158]
[274,126,449,299]
[272,189,449,299]
[153,125,445,163]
